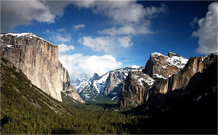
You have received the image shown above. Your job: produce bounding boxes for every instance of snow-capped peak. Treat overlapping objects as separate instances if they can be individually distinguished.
[0,33,36,37]
[151,52,165,57]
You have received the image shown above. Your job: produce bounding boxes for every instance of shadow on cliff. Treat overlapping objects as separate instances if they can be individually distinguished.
[119,60,217,134]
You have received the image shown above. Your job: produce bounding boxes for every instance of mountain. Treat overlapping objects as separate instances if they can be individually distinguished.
[118,52,188,108]
[143,52,188,79]
[72,73,99,93]
[79,66,144,101]
[148,54,217,109]
[118,52,217,109]
[0,33,84,103]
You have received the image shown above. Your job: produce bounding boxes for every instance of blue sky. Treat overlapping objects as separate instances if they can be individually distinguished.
[1,1,217,80]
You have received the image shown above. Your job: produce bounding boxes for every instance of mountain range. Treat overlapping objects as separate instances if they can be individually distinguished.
[73,52,189,102]
[73,66,144,101]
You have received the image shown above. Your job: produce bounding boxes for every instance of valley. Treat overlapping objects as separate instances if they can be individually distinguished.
[0,33,217,134]
[1,1,217,134]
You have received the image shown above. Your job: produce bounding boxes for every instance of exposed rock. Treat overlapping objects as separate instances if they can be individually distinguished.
[79,66,144,101]
[104,71,124,96]
[90,73,99,82]
[142,52,188,79]
[0,56,71,114]
[0,33,84,102]
[148,54,217,108]
[118,71,155,108]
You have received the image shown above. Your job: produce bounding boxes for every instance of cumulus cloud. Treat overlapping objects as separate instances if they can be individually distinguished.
[44,29,50,34]
[192,2,218,54]
[98,23,153,36]
[74,24,86,30]
[59,54,122,79]
[117,36,132,48]
[190,17,198,28]
[58,43,75,53]
[78,36,112,52]
[78,36,132,52]
[1,1,70,32]
[75,0,166,50]
[74,1,167,25]
[53,34,71,42]
[58,28,66,32]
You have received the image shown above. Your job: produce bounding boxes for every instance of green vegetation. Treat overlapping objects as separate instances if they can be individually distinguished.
[153,77,164,83]
[142,80,152,88]
[0,57,148,134]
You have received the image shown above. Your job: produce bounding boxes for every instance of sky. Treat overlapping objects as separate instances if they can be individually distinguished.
[1,0,217,80]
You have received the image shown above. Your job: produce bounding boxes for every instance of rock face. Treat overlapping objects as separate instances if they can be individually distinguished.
[150,55,214,94]
[0,33,84,102]
[118,71,155,108]
[143,52,188,79]
[118,52,188,108]
[79,66,144,101]
[148,54,217,108]
[0,56,71,114]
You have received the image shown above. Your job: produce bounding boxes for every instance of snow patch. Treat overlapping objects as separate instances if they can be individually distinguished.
[166,55,188,69]
[111,96,117,100]
[151,52,165,57]
[5,44,13,48]
[132,73,155,87]
[154,74,167,79]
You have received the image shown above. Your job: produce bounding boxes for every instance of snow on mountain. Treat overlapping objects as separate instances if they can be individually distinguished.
[72,74,99,93]
[79,66,144,101]
[143,52,188,79]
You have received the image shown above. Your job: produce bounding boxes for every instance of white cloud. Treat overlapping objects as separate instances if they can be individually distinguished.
[53,34,71,42]
[78,36,132,52]
[190,17,198,28]
[192,2,218,54]
[74,24,86,30]
[117,36,132,48]
[74,1,167,25]
[58,43,75,53]
[74,0,166,50]
[44,29,50,34]
[1,1,70,32]
[98,23,153,36]
[58,28,65,32]
[59,54,122,79]
[78,36,112,52]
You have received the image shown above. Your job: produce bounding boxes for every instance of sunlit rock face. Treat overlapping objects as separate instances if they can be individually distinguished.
[118,71,155,108]
[0,33,84,103]
[143,52,188,79]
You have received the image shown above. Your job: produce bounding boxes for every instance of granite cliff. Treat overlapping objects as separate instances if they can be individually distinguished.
[148,54,217,109]
[142,52,188,79]
[0,33,84,102]
[118,52,188,108]
[118,71,155,108]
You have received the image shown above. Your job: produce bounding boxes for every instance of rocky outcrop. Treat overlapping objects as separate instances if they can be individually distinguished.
[142,52,188,79]
[0,33,84,102]
[148,54,217,108]
[118,71,155,108]
[151,55,216,95]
